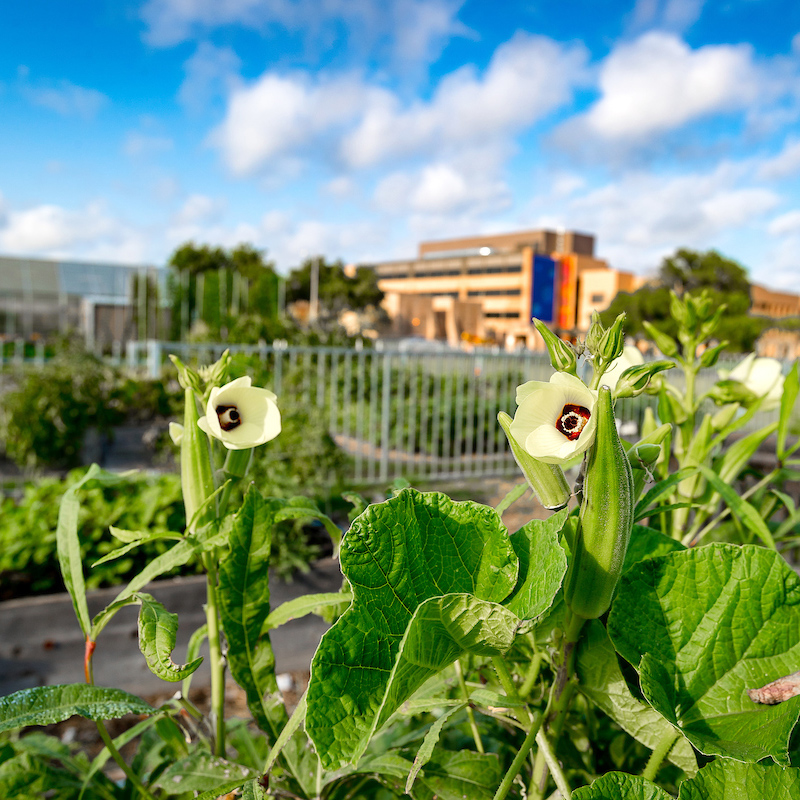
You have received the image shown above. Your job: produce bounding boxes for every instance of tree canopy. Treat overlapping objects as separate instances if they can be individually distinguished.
[600,248,766,352]
[286,257,384,319]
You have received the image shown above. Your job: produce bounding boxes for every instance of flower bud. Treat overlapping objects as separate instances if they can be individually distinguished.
[498,412,571,510]
[598,313,626,364]
[698,341,728,369]
[707,379,758,406]
[585,311,605,356]
[642,320,678,357]
[613,360,675,399]
[533,319,577,375]
[711,403,740,431]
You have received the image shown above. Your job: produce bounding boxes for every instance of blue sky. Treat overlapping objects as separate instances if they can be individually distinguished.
[1,0,800,291]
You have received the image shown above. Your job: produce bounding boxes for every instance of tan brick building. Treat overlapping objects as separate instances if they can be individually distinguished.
[364,229,643,348]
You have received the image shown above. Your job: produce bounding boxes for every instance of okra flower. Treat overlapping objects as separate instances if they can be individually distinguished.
[198,376,281,450]
[510,372,598,465]
[719,353,784,411]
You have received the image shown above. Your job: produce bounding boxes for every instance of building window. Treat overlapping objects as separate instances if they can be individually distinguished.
[485,312,520,318]
[591,293,605,303]
[467,289,521,297]
[466,265,522,275]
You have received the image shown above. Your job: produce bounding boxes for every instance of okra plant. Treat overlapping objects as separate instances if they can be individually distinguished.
[1,302,800,800]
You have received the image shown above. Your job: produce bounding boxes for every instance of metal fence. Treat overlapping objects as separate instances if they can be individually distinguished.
[0,338,782,485]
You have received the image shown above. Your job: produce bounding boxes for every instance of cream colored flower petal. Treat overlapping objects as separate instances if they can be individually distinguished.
[513,385,569,433]
[550,371,597,405]
[168,422,184,445]
[747,357,782,391]
[601,345,644,390]
[516,380,550,405]
[198,413,221,438]
[727,353,755,384]
[524,424,568,461]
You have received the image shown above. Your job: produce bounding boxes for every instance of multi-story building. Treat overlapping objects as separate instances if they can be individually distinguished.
[0,254,164,346]
[363,229,643,348]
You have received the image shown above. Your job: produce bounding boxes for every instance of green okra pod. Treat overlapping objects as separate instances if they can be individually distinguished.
[565,385,634,619]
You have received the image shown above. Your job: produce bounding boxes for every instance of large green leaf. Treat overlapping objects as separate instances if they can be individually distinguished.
[576,621,697,775]
[155,753,254,795]
[504,509,569,619]
[411,750,502,800]
[218,488,316,796]
[0,684,153,733]
[137,593,203,682]
[572,771,672,800]
[306,489,520,769]
[608,544,800,763]
[623,525,685,574]
[56,464,130,637]
[678,759,800,799]
[218,487,283,736]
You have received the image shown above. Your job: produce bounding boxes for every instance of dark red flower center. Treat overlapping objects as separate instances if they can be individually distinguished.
[556,403,591,441]
[216,404,241,431]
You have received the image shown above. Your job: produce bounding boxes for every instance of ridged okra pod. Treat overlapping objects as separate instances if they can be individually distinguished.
[565,385,634,619]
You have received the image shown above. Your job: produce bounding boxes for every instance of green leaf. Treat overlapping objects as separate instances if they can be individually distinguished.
[91,538,196,638]
[504,509,569,619]
[576,620,697,775]
[155,753,254,795]
[264,592,353,630]
[56,464,130,636]
[608,544,800,763]
[218,487,282,737]
[469,689,526,709]
[92,532,182,567]
[696,465,776,549]
[182,623,208,698]
[109,525,182,543]
[240,779,268,800]
[713,423,778,486]
[137,593,203,681]
[778,362,800,460]
[405,704,467,793]
[623,525,685,574]
[635,467,699,518]
[495,482,528,516]
[0,684,153,733]
[411,750,502,800]
[678,759,800,799]
[306,489,519,769]
[572,771,672,799]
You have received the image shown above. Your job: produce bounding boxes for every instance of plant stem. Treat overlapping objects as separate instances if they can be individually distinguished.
[520,649,543,699]
[95,721,158,800]
[203,555,226,757]
[492,710,543,800]
[535,729,571,799]
[642,729,679,782]
[492,657,534,728]
[454,658,485,753]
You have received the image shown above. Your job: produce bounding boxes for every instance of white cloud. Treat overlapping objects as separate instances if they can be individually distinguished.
[179,42,241,111]
[342,33,588,168]
[0,200,146,261]
[173,194,227,225]
[324,176,356,198]
[209,72,385,175]
[627,0,705,34]
[141,0,470,70]
[757,138,800,180]
[124,132,174,157]
[22,79,108,119]
[768,209,800,236]
[564,164,779,273]
[578,33,758,140]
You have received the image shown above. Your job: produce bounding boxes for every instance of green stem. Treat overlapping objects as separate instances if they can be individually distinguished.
[95,721,158,800]
[642,729,679,782]
[535,729,571,799]
[520,650,543,699]
[454,658,485,753]
[492,657,534,727]
[492,710,543,800]
[684,467,780,546]
[203,555,226,757]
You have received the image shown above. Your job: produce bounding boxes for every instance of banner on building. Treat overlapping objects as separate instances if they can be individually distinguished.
[531,254,556,323]
[557,255,577,330]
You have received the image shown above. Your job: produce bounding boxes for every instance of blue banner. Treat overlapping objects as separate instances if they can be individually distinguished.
[531,255,556,323]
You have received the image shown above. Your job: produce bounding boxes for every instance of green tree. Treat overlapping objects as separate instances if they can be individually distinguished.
[601,248,766,352]
[286,256,384,321]
[167,243,280,340]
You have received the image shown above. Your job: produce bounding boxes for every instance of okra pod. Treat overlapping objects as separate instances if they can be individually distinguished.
[565,386,634,619]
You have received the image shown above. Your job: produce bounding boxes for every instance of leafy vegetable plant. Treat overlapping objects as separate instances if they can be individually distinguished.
[1,303,799,799]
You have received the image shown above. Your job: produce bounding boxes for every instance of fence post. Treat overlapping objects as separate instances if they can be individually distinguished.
[146,340,161,379]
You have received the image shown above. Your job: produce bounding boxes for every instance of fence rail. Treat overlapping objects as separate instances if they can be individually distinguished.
[1,339,783,485]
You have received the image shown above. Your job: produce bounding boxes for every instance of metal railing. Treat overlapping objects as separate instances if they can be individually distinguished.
[1,338,783,485]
